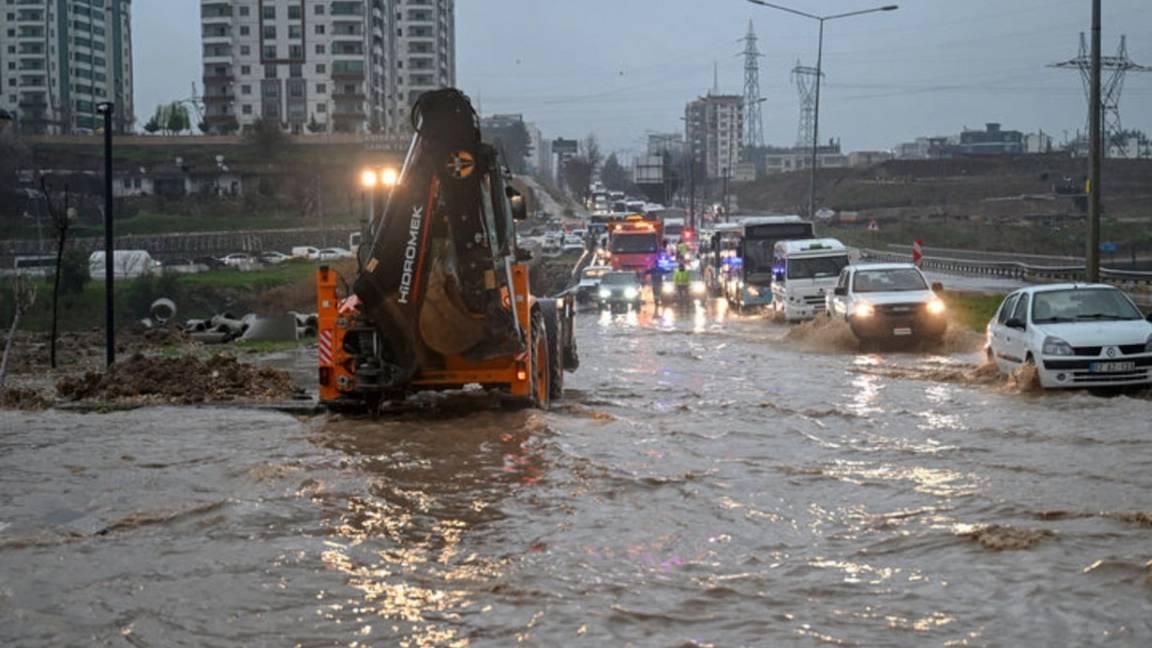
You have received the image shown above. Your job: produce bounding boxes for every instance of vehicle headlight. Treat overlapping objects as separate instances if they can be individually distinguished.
[1042,336,1074,356]
[1145,334,1152,353]
[927,299,946,315]
[747,286,760,298]
[662,283,675,295]
[852,302,875,318]
[624,287,639,300]
[599,289,611,299]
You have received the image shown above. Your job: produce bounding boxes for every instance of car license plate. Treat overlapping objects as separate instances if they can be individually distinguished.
[1091,361,1136,373]
[893,327,913,336]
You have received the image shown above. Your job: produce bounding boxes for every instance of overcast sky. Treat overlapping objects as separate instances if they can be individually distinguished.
[137,0,1150,155]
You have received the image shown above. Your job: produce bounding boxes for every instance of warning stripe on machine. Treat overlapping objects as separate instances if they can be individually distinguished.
[319,330,334,365]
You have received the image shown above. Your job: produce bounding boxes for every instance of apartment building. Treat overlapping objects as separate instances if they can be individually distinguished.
[200,0,453,135]
[0,0,134,134]
[685,93,743,180]
[394,0,453,119]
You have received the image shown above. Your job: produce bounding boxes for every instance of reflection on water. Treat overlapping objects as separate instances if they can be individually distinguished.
[311,413,548,647]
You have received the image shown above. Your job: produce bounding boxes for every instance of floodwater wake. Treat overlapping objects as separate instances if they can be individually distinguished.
[782,315,984,355]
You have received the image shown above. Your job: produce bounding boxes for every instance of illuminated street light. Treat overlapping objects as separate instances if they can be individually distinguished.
[380,167,399,188]
[359,168,379,189]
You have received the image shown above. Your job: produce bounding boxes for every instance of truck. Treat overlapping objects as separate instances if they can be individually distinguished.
[316,89,579,412]
[606,214,664,274]
[770,238,850,321]
[88,250,162,280]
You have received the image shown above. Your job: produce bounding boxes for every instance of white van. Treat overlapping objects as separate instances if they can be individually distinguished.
[770,238,850,321]
[291,246,320,260]
[88,250,162,280]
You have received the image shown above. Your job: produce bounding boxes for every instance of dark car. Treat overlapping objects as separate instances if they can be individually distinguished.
[597,271,643,311]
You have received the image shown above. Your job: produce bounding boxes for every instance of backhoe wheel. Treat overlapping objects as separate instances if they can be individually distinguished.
[530,310,551,410]
[538,300,565,401]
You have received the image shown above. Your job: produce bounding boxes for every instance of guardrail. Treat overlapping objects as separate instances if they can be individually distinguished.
[859,248,1152,287]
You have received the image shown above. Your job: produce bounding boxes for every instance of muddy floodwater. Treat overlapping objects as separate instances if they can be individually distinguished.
[3,300,1151,646]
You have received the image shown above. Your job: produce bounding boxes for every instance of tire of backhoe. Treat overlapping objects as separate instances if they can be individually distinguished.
[538,300,565,402]
[530,310,551,409]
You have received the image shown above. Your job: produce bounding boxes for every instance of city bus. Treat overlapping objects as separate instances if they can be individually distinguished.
[705,216,816,310]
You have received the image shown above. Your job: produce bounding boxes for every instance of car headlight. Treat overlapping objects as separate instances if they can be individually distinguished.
[1042,336,1074,356]
[624,287,639,300]
[852,302,875,318]
[599,289,611,299]
[927,299,946,315]
[747,286,760,298]
[692,281,706,295]
[1145,333,1152,353]
[662,283,675,295]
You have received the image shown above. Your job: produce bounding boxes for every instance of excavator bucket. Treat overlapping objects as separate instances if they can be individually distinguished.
[352,89,523,388]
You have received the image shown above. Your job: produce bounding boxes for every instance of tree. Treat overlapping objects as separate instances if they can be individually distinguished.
[484,118,533,174]
[307,114,325,134]
[0,132,27,215]
[561,134,603,204]
[600,153,630,191]
[143,116,161,134]
[243,118,290,158]
[165,102,190,134]
[218,116,240,135]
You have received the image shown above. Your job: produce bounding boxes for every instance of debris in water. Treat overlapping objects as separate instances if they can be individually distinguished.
[0,386,51,410]
[961,524,1055,551]
[55,353,303,404]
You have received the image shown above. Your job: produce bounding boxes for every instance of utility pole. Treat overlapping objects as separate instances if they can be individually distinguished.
[97,102,116,368]
[1087,0,1102,282]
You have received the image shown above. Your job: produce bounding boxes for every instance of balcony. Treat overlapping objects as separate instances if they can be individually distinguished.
[18,100,48,110]
[204,93,236,103]
[332,91,366,101]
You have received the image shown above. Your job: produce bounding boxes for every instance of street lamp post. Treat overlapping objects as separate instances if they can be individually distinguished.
[747,1,898,220]
[96,102,115,368]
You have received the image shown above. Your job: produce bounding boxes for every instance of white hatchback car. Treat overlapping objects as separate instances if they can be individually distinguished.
[986,284,1152,388]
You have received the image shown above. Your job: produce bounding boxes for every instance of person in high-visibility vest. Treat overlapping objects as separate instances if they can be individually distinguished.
[673,263,691,302]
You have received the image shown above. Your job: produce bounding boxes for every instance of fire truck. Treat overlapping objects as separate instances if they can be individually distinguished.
[606,215,664,274]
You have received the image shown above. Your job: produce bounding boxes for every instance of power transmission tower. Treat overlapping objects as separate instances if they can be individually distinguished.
[741,20,765,149]
[1050,33,1151,157]
[791,61,821,149]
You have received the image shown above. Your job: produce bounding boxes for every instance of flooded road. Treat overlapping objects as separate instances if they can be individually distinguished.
[3,299,1151,646]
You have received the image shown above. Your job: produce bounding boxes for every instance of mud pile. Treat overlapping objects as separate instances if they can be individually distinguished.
[0,386,51,410]
[56,353,302,404]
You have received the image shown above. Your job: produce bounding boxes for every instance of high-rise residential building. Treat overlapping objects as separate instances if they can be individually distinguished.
[684,94,744,180]
[201,0,395,134]
[0,0,134,134]
[393,0,454,124]
[200,0,453,136]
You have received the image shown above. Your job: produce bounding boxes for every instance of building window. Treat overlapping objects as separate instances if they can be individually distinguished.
[263,46,277,59]
[241,84,252,95]
[262,26,276,39]
[239,6,250,17]
[240,45,250,55]
[288,5,301,19]
[315,24,325,35]
[239,26,249,36]
[316,83,326,94]
[240,65,251,74]
[243,104,252,115]
[315,44,325,54]
[316,64,326,73]
[317,103,326,113]
[314,4,325,15]
[261,6,275,20]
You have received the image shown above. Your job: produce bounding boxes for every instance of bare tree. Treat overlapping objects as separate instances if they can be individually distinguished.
[41,178,71,369]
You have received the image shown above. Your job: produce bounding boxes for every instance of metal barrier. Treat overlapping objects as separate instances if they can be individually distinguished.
[859,248,1152,287]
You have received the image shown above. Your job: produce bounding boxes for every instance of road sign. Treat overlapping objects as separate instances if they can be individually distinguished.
[1100,242,1118,254]
[867,219,880,232]
[552,138,578,155]
[912,240,924,267]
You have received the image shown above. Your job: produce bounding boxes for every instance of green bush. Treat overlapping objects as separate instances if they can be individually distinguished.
[54,250,90,296]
